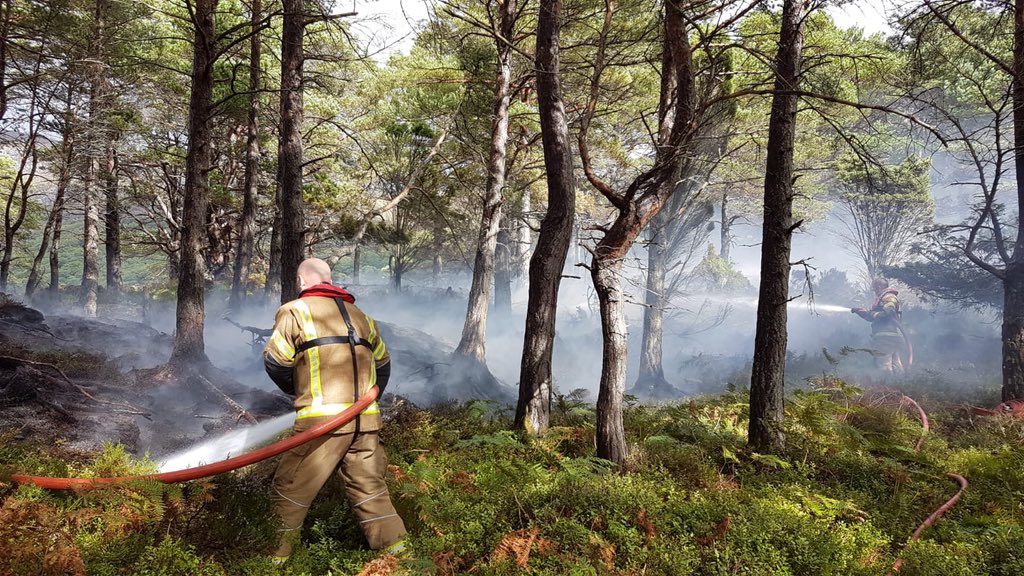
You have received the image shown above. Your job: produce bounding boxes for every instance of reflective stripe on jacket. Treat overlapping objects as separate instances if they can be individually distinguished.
[867,290,901,337]
[264,294,389,432]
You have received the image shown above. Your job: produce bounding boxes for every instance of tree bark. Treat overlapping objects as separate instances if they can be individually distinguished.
[593,256,628,464]
[719,191,731,261]
[27,114,73,300]
[353,243,361,284]
[1005,0,1024,401]
[278,0,305,304]
[453,0,517,365]
[79,0,110,315]
[516,188,532,279]
[494,225,512,314]
[584,0,694,467]
[514,0,575,434]
[265,181,282,300]
[229,0,261,311]
[49,203,64,297]
[748,0,809,452]
[1003,263,1024,400]
[636,209,668,391]
[0,0,10,123]
[103,139,121,293]
[171,0,217,364]
[81,162,99,314]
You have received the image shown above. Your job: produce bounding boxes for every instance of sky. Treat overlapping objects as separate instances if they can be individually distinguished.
[349,0,896,62]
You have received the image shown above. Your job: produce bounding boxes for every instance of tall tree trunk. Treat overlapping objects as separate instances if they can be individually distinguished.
[516,188,532,279]
[747,0,809,452]
[1003,263,1024,400]
[265,182,282,299]
[27,126,73,300]
[103,139,121,293]
[589,0,693,467]
[278,0,305,304]
[494,224,512,314]
[593,255,628,464]
[80,0,108,315]
[171,0,217,364]
[453,0,516,365]
[719,191,731,261]
[1005,0,1024,401]
[49,105,71,299]
[81,160,99,313]
[49,204,64,297]
[229,0,261,311]
[0,0,10,122]
[352,243,361,284]
[515,0,576,435]
[636,209,668,392]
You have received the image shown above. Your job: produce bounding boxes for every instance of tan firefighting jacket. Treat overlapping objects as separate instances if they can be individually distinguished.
[263,289,389,433]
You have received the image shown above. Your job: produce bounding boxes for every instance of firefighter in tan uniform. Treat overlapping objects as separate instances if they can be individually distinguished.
[852,277,907,374]
[263,258,407,564]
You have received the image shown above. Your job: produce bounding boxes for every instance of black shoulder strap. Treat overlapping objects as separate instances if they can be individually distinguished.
[335,298,361,408]
[295,335,372,355]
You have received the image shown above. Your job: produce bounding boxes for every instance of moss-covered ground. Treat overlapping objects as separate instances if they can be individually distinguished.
[1,377,1022,575]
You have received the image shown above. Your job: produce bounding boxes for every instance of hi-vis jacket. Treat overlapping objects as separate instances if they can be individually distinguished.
[855,288,902,338]
[263,283,390,432]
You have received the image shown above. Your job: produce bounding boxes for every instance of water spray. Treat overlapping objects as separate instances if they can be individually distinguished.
[157,413,296,473]
[698,295,852,314]
[11,387,378,490]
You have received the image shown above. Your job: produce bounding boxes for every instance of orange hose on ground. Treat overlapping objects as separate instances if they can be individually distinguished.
[898,394,929,452]
[11,386,378,490]
[886,473,969,575]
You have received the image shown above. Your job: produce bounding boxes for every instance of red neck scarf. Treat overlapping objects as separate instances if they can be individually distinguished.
[872,287,898,309]
[299,283,355,303]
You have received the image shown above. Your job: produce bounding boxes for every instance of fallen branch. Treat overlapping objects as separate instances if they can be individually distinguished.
[192,371,258,425]
[0,355,149,416]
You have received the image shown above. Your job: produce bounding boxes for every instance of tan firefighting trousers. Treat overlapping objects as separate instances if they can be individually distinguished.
[271,431,407,559]
[871,333,905,374]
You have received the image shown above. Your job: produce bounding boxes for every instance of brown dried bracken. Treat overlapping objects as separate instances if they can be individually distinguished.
[356,554,399,576]
[491,527,540,567]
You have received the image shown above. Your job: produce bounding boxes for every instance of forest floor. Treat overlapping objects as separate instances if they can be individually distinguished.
[0,296,292,459]
[1,297,1022,576]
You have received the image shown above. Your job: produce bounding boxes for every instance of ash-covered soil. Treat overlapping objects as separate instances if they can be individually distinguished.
[0,301,289,459]
[0,298,515,461]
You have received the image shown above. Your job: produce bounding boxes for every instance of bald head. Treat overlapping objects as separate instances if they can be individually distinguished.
[297,258,332,291]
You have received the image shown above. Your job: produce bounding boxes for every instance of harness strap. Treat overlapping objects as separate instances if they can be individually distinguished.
[335,298,362,433]
[294,335,372,355]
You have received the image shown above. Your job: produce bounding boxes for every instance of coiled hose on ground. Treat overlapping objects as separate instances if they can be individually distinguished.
[11,386,378,490]
[885,391,969,575]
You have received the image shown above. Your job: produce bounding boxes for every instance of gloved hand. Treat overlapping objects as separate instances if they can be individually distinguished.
[851,307,864,314]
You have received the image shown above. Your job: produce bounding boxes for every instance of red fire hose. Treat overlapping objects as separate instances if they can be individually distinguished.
[882,393,969,574]
[11,386,378,490]
[886,473,969,575]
